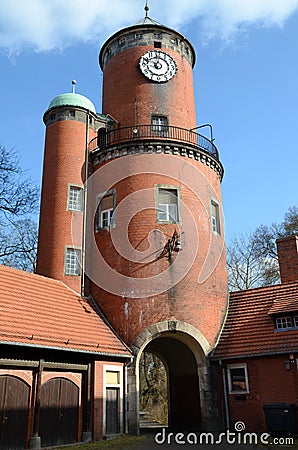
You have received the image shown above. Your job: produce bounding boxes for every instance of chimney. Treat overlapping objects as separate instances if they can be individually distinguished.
[276,236,298,283]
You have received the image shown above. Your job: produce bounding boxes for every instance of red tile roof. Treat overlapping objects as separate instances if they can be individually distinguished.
[213,282,298,359]
[0,265,130,357]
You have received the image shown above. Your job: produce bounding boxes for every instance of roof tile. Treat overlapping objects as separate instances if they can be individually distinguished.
[213,282,298,359]
[0,265,130,357]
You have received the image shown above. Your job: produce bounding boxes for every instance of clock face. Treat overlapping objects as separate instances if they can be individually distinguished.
[139,50,177,83]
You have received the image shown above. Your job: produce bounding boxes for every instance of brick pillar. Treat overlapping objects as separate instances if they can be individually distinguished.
[276,236,298,283]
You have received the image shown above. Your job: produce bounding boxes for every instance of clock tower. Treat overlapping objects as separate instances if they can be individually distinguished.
[85,9,228,433]
[37,4,228,435]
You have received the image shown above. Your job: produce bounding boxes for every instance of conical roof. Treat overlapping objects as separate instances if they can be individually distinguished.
[133,15,164,26]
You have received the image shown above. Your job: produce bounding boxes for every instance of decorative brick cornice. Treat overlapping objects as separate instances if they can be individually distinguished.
[91,141,224,181]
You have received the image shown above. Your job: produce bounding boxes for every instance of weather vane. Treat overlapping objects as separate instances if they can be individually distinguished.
[144,0,149,17]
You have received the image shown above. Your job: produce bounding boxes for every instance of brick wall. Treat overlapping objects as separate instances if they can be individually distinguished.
[224,356,298,433]
[90,153,228,347]
[102,45,197,130]
[36,118,96,293]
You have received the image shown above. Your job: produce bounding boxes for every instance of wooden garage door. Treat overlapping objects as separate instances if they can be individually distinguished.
[0,375,30,450]
[39,377,79,447]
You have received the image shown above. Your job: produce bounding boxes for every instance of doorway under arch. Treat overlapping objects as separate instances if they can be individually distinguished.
[139,334,202,431]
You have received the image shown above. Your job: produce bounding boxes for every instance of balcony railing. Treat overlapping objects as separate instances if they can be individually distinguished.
[89,124,219,159]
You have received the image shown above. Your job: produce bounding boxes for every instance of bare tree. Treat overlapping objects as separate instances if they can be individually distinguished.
[227,206,298,291]
[0,145,39,271]
[0,218,38,272]
[139,352,168,425]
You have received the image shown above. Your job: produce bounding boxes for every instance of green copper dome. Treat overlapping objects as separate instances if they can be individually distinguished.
[47,92,96,114]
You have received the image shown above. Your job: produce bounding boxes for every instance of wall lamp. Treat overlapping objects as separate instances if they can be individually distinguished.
[284,354,295,370]
[160,230,181,260]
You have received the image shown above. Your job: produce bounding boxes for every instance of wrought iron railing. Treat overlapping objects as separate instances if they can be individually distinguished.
[89,124,219,159]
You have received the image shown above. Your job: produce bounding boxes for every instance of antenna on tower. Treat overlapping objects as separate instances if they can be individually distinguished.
[144,0,149,17]
[71,80,77,94]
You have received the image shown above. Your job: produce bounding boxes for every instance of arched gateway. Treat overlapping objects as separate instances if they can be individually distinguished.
[127,320,215,433]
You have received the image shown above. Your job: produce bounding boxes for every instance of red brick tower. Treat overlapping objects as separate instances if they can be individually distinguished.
[36,82,107,293]
[88,15,227,349]
[86,12,228,431]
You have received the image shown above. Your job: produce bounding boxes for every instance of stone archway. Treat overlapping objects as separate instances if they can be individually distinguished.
[127,320,214,434]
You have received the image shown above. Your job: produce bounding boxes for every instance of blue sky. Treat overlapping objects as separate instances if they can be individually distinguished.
[0,0,297,242]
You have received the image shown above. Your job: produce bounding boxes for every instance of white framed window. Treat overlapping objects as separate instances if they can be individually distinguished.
[157,186,180,223]
[151,115,168,134]
[65,247,81,276]
[227,364,249,394]
[101,208,114,228]
[68,185,83,211]
[275,316,293,330]
[103,365,123,436]
[211,199,221,234]
[294,316,298,327]
[97,190,115,230]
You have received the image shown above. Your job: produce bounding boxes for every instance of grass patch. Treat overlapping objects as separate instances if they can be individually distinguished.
[53,435,146,450]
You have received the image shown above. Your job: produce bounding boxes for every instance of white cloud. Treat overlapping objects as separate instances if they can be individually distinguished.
[1,0,298,54]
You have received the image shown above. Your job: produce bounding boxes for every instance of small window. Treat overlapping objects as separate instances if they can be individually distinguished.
[68,185,83,211]
[227,364,249,394]
[50,113,56,121]
[294,316,298,327]
[154,32,162,39]
[157,187,179,223]
[135,33,143,40]
[118,38,126,46]
[211,200,221,234]
[65,248,81,275]
[151,115,168,134]
[154,41,162,48]
[69,110,75,117]
[275,316,293,330]
[101,209,114,228]
[97,191,115,229]
[106,371,120,385]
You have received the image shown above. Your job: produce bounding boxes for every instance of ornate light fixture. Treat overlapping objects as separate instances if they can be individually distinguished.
[160,230,181,260]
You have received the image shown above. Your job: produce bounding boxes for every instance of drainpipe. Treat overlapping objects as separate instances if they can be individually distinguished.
[219,359,230,429]
[124,356,134,434]
[81,110,90,297]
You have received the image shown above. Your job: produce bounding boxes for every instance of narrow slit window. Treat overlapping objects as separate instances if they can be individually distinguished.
[211,200,221,234]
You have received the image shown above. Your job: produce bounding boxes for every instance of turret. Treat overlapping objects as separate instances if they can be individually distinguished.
[36,82,106,293]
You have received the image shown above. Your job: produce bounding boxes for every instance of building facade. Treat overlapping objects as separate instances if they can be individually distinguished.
[212,236,298,433]
[1,10,298,449]
[36,13,228,434]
